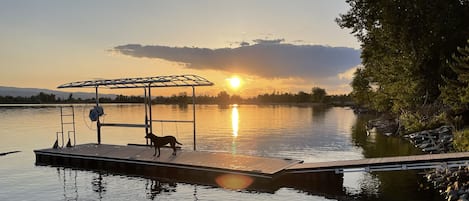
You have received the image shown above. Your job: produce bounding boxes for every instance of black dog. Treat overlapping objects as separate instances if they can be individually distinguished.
[145,133,182,157]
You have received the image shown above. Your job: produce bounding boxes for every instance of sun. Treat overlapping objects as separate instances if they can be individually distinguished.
[228,76,241,89]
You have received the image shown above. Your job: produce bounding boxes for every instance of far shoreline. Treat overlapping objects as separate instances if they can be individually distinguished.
[0,102,354,108]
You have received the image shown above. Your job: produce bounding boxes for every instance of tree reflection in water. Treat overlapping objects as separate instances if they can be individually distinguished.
[347,114,442,200]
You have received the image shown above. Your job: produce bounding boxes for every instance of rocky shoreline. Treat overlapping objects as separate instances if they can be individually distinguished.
[425,167,469,201]
[403,125,454,154]
[405,125,469,201]
[366,118,465,200]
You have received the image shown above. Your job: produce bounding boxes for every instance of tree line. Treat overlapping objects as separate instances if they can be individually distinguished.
[0,88,352,105]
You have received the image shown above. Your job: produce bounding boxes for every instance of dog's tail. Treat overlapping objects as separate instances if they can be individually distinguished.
[176,140,183,145]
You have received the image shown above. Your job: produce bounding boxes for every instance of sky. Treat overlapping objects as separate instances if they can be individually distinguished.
[0,0,360,97]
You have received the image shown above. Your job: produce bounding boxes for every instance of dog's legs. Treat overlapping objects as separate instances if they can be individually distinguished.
[157,146,161,157]
[153,146,157,156]
[171,142,177,155]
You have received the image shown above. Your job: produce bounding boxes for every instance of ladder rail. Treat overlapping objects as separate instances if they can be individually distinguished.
[60,107,64,147]
[72,106,76,146]
[57,105,76,148]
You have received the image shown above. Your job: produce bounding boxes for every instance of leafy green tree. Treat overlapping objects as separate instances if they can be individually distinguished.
[350,68,371,107]
[311,87,326,103]
[337,0,469,113]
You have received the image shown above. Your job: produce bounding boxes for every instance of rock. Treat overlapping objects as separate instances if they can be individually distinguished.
[425,166,469,201]
[366,117,398,136]
[404,125,454,153]
[447,190,458,201]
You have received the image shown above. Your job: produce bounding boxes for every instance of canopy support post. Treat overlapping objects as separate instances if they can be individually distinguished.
[144,87,149,145]
[95,86,101,145]
[148,84,153,135]
[192,86,196,151]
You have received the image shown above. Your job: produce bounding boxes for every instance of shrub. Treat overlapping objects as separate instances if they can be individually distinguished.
[454,129,469,151]
[399,111,447,134]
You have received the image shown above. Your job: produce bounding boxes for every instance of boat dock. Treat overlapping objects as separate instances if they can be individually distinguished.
[35,143,302,179]
[36,143,469,177]
[34,143,469,194]
[287,151,469,174]
[35,143,323,193]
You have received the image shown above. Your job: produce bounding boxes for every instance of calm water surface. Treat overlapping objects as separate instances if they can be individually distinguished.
[0,104,442,200]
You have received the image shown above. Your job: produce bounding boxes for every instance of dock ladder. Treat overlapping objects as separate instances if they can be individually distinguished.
[54,106,76,148]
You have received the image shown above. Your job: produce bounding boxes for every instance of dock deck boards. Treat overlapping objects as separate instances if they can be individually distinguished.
[34,143,302,177]
[35,144,469,181]
[287,151,469,173]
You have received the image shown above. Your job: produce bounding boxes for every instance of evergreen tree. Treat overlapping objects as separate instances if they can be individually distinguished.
[441,40,469,111]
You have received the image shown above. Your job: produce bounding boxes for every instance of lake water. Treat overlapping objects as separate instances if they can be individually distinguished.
[0,104,443,200]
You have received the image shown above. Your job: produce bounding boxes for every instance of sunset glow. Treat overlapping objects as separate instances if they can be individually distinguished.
[0,1,361,97]
[228,76,242,90]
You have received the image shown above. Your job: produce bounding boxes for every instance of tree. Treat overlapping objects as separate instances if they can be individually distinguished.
[337,0,469,113]
[311,87,326,103]
[67,93,74,102]
[217,91,230,104]
[350,68,371,107]
[35,92,56,103]
[441,40,469,111]
[297,91,310,103]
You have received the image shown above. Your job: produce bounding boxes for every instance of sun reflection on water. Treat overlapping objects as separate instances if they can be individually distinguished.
[231,104,239,154]
[231,104,239,137]
[215,174,254,190]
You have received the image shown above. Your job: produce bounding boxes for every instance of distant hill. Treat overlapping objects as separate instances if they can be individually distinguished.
[0,86,117,100]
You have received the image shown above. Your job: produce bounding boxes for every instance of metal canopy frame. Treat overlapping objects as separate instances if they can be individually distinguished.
[58,75,214,150]
[58,74,214,89]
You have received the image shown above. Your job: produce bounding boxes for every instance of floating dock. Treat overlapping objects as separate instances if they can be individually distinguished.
[288,151,469,174]
[34,144,345,194]
[35,143,469,195]
[35,143,301,179]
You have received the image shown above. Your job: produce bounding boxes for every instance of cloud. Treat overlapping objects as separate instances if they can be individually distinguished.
[252,38,285,44]
[113,40,361,81]
[338,65,362,80]
[239,41,250,47]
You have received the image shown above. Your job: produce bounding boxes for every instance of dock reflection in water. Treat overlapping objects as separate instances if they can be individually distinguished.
[53,166,346,201]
